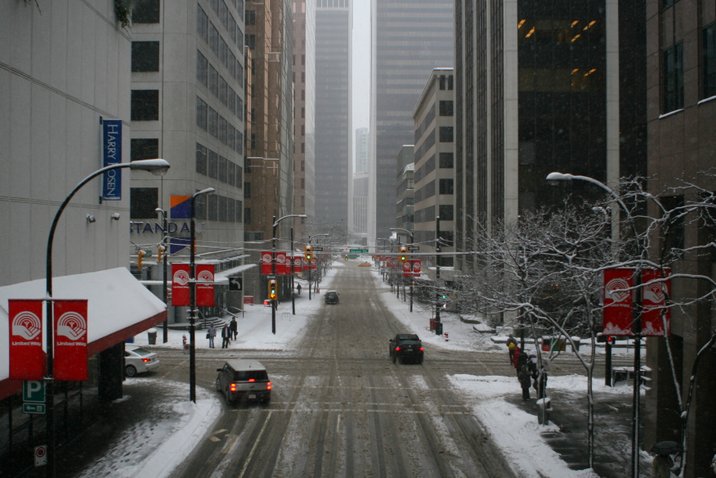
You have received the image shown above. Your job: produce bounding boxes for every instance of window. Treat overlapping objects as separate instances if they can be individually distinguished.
[131,90,159,121]
[439,179,454,195]
[196,96,208,130]
[439,205,454,220]
[439,126,454,142]
[246,10,256,25]
[244,182,251,198]
[244,207,251,224]
[197,51,208,86]
[663,43,683,112]
[704,23,716,98]
[132,42,160,72]
[196,143,208,175]
[439,100,454,116]
[132,0,160,23]
[131,138,158,162]
[439,152,454,168]
[130,188,158,219]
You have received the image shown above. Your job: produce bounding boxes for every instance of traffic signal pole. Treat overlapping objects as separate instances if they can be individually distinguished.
[435,216,441,333]
[271,216,277,335]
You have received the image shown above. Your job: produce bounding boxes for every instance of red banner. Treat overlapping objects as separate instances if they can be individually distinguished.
[8,299,45,380]
[603,267,671,337]
[641,268,671,336]
[54,299,88,381]
[291,255,303,273]
[401,259,421,277]
[260,251,273,275]
[196,264,215,307]
[172,264,191,306]
[275,252,288,275]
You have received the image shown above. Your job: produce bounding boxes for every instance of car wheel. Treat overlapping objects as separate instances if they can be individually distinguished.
[125,365,137,378]
[215,377,221,392]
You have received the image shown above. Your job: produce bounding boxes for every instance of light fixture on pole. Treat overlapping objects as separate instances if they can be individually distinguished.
[546,171,642,478]
[45,158,170,476]
[189,187,215,403]
[271,214,308,333]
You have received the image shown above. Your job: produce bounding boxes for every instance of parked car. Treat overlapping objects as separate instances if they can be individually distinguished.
[215,359,272,405]
[324,290,340,304]
[124,345,160,377]
[389,334,424,364]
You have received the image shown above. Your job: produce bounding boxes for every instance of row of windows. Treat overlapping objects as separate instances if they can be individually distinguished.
[414,152,453,184]
[130,186,242,224]
[197,51,244,122]
[198,5,244,84]
[196,143,243,188]
[415,107,435,144]
[662,23,716,112]
[196,96,244,154]
[206,0,245,52]
[414,204,454,223]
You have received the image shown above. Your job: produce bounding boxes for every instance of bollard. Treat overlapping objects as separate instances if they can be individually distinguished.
[444,332,449,341]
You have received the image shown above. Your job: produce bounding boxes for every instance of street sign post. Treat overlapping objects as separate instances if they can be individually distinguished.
[23,380,46,414]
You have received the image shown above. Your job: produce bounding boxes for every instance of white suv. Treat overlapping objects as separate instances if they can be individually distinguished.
[215,359,272,404]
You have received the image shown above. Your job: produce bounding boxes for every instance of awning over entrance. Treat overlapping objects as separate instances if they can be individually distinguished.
[0,267,167,400]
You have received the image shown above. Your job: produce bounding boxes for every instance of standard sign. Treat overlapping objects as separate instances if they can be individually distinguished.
[23,380,46,414]
[229,277,243,291]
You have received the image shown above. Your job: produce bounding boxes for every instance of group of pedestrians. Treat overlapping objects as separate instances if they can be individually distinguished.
[507,335,548,401]
[206,316,238,349]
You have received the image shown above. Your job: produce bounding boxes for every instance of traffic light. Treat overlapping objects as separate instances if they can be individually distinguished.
[268,279,278,300]
[399,245,408,263]
[156,245,165,264]
[304,244,313,262]
[137,249,146,271]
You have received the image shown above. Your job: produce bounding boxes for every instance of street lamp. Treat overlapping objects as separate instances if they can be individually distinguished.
[44,158,170,476]
[271,214,307,334]
[391,227,415,312]
[546,171,643,478]
[155,207,169,343]
[189,187,215,403]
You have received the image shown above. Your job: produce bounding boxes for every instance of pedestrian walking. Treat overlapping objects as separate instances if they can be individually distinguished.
[296,283,302,296]
[230,316,238,340]
[510,343,522,374]
[221,324,230,348]
[207,324,216,348]
[518,362,532,400]
[182,335,189,354]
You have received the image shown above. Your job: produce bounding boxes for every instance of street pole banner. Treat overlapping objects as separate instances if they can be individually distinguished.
[172,264,191,306]
[196,264,215,307]
[53,299,88,381]
[640,268,671,336]
[275,252,288,275]
[411,259,421,277]
[260,251,272,275]
[602,268,634,336]
[292,256,303,273]
[8,299,45,380]
[101,119,122,200]
[402,261,412,277]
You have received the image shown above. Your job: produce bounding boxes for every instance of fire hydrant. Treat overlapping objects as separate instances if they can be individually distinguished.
[182,335,188,353]
[444,332,449,341]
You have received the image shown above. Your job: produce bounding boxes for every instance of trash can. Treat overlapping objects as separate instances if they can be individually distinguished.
[147,328,157,345]
[435,322,443,335]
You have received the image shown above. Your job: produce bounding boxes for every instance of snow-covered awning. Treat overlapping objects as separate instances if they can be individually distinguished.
[0,267,166,399]
[214,263,256,284]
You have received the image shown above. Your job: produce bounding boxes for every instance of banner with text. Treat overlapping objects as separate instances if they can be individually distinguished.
[53,300,88,381]
[196,264,215,307]
[101,119,122,200]
[172,263,191,306]
[603,267,671,336]
[8,299,45,380]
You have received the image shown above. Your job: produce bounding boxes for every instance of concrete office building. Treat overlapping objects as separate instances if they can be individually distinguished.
[395,145,415,235]
[351,127,369,243]
[643,1,716,476]
[413,69,456,271]
[369,0,453,248]
[454,1,646,274]
[292,0,316,245]
[315,0,352,242]
[129,0,249,316]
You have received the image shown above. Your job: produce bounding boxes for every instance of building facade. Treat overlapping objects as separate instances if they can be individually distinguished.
[315,0,352,242]
[413,68,456,270]
[370,0,454,248]
[395,145,415,235]
[644,1,716,476]
[351,127,370,243]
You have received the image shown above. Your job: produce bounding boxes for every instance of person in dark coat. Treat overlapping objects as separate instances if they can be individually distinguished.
[518,363,532,400]
[221,324,230,348]
[207,325,216,348]
[230,317,238,340]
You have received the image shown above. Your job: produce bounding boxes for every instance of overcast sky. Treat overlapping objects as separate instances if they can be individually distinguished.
[352,0,370,131]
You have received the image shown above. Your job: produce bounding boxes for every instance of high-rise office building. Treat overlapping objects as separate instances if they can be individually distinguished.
[369,0,453,247]
[315,0,352,241]
[351,128,369,242]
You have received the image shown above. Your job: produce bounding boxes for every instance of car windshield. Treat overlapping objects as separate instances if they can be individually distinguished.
[129,347,152,356]
[233,370,269,381]
[397,334,419,341]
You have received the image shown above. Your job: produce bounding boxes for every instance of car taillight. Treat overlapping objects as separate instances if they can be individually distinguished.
[248,378,256,382]
[419,347,425,352]
[266,382,272,391]
[394,346,401,352]
[142,358,151,363]
[230,383,237,392]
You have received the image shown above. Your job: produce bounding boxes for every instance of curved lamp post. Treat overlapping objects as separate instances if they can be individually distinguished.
[271,214,307,333]
[189,187,215,402]
[546,171,643,478]
[45,158,170,476]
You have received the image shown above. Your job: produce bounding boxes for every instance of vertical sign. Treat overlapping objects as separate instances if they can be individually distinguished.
[641,268,671,336]
[292,256,303,273]
[101,119,123,200]
[196,264,215,306]
[260,251,273,275]
[53,300,88,381]
[275,252,288,275]
[172,264,191,306]
[8,299,45,380]
[603,268,634,336]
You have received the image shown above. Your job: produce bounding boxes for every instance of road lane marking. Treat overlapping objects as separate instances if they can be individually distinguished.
[237,410,273,478]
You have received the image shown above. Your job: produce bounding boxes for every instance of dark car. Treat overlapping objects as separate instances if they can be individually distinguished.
[215,359,272,404]
[324,290,339,304]
[389,334,424,364]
